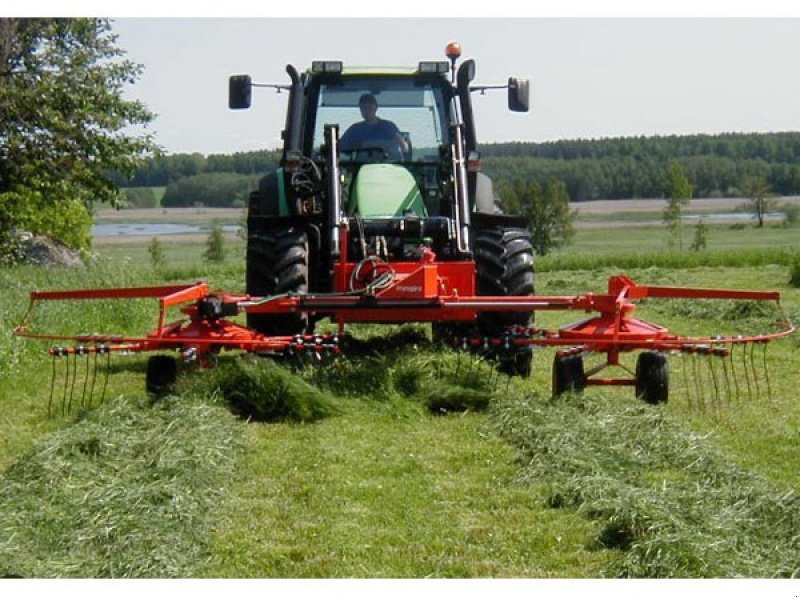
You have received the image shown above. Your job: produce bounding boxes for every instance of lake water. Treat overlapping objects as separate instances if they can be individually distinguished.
[93,223,241,237]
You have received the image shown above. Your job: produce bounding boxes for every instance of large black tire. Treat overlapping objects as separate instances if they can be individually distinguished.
[552,354,586,397]
[251,171,282,217]
[246,226,310,336]
[473,226,535,376]
[635,352,669,405]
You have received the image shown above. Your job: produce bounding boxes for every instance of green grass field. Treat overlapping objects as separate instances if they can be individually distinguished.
[1,209,799,578]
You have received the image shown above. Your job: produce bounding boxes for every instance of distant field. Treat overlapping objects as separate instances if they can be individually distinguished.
[95,206,243,225]
[91,198,799,271]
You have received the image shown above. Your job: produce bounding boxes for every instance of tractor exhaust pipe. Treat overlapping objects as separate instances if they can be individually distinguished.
[450,124,471,256]
[324,124,344,260]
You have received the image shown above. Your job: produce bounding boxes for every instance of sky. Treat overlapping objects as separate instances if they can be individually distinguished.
[23,3,800,156]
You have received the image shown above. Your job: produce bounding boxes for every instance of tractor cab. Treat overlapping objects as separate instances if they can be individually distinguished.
[307,68,451,220]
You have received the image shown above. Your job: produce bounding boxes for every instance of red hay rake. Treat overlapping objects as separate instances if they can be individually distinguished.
[13,261,795,414]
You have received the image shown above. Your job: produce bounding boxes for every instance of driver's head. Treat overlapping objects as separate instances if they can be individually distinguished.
[358,93,378,121]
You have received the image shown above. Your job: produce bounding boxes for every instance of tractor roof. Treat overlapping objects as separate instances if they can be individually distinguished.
[306,61,450,78]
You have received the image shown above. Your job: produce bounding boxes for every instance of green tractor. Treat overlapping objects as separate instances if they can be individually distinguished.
[229,43,535,374]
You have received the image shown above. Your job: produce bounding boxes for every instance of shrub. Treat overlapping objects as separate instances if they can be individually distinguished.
[203,224,226,263]
[147,237,166,269]
[123,187,158,209]
[790,252,800,288]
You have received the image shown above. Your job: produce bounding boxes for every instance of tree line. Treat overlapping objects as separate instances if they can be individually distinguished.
[479,133,800,201]
[118,132,800,208]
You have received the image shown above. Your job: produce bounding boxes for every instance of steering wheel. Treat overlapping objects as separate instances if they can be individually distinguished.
[343,141,404,162]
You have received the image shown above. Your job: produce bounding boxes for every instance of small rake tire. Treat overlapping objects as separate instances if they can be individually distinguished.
[552,354,586,397]
[146,355,178,396]
[635,352,669,405]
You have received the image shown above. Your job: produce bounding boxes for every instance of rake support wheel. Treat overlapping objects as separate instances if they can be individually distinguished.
[146,355,178,396]
[635,351,669,405]
[552,354,586,396]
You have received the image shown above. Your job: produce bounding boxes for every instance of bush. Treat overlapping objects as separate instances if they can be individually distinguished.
[122,187,158,209]
[203,224,226,263]
[790,252,800,288]
[781,202,800,226]
[147,237,166,269]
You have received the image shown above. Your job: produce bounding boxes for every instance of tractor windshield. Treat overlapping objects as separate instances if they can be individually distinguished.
[312,77,448,164]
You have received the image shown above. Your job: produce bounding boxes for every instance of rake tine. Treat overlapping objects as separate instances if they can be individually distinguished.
[720,350,733,407]
[87,348,99,410]
[60,349,72,416]
[48,353,58,418]
[681,353,693,411]
[748,342,760,400]
[79,348,90,409]
[741,342,753,402]
[99,348,111,406]
[66,351,80,414]
[692,353,705,412]
[729,345,741,403]
[707,356,718,414]
[762,343,772,400]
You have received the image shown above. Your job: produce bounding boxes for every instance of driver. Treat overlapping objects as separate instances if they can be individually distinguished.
[339,93,409,158]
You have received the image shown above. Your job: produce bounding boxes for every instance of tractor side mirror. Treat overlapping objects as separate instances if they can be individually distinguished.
[229,74,252,110]
[508,77,529,112]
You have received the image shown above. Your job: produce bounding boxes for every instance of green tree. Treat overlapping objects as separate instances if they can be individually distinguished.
[161,172,258,208]
[502,176,575,256]
[204,224,226,263]
[690,219,708,252]
[739,175,775,228]
[147,237,166,269]
[663,161,693,250]
[0,18,155,252]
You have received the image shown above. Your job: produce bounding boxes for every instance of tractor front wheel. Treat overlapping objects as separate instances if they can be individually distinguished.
[246,226,311,336]
[474,225,535,377]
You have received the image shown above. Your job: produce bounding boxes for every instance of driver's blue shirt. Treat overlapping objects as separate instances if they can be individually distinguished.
[340,119,400,151]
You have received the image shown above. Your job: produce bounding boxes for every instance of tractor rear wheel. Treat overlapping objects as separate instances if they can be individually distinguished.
[246,226,310,336]
[474,225,535,376]
[552,354,586,397]
[635,352,669,404]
